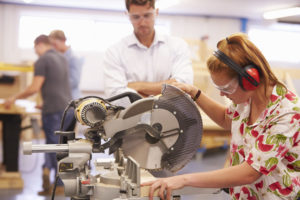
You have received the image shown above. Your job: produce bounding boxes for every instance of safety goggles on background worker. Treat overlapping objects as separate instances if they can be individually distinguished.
[211,77,239,94]
[128,10,156,23]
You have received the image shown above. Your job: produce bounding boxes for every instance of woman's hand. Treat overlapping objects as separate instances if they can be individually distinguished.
[141,176,186,200]
[171,82,199,99]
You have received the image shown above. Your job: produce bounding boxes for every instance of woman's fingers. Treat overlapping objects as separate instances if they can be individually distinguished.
[142,178,178,200]
[148,180,163,200]
[171,82,195,96]
[141,180,155,186]
[166,187,173,200]
[159,182,167,200]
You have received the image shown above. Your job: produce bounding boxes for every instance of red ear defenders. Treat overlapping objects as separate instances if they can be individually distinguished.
[213,50,260,91]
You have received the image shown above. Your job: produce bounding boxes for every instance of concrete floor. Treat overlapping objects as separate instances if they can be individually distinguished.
[0,139,231,200]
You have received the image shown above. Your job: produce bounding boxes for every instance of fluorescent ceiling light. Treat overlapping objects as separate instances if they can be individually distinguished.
[263,7,300,19]
[23,0,33,3]
[156,0,180,9]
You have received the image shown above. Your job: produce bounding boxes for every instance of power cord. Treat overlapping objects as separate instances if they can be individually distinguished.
[51,100,75,200]
[51,175,59,200]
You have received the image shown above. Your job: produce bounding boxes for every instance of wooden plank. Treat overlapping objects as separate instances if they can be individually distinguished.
[0,172,24,189]
[140,169,158,197]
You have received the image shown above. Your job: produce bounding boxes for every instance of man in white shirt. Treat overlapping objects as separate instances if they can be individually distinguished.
[104,0,193,99]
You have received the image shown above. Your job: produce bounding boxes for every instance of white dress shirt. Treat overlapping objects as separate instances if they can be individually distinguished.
[103,32,193,98]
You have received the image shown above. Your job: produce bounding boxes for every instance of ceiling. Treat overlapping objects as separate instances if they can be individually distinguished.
[0,0,300,22]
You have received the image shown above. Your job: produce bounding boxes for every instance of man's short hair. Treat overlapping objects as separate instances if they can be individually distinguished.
[125,0,155,11]
[34,34,50,46]
[49,30,67,41]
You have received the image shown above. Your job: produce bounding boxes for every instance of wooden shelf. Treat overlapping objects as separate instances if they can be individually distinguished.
[0,62,33,72]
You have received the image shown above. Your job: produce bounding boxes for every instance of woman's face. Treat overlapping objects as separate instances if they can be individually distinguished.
[210,71,253,104]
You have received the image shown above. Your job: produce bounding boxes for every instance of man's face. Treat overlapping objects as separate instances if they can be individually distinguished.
[128,3,157,38]
[34,43,43,57]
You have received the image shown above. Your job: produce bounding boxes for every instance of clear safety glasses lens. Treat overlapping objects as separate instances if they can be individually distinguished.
[129,11,156,22]
[211,78,239,94]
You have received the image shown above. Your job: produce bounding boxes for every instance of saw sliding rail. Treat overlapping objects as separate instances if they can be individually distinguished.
[23,142,69,154]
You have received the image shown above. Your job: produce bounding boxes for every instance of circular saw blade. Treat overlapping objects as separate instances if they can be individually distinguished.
[121,84,203,172]
[121,109,179,170]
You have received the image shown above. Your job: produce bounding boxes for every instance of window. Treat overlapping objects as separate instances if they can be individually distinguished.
[248,23,300,67]
[18,13,170,52]
[19,15,95,51]
[18,11,170,92]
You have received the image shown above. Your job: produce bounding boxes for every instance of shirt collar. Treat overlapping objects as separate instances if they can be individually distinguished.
[127,32,166,49]
[248,84,284,127]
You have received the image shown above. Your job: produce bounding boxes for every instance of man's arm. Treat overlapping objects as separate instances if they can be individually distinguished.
[4,76,45,108]
[169,37,193,85]
[103,47,138,98]
[128,79,177,97]
[128,39,193,97]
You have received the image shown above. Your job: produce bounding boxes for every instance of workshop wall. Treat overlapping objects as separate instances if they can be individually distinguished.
[0,3,241,94]
[0,5,4,61]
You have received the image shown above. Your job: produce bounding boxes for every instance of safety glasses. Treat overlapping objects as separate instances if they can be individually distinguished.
[128,10,156,23]
[211,77,239,94]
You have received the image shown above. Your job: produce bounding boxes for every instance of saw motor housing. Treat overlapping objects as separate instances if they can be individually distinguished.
[23,85,203,199]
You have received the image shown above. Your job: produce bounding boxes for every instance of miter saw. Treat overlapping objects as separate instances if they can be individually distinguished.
[23,84,219,200]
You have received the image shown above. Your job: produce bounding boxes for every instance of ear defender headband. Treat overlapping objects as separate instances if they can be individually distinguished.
[213,49,260,91]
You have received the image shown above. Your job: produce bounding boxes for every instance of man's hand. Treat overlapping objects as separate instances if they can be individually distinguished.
[164,78,177,85]
[3,96,16,109]
[35,104,43,110]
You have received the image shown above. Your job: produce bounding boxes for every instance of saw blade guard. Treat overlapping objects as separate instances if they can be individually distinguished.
[158,84,203,172]
[121,84,203,172]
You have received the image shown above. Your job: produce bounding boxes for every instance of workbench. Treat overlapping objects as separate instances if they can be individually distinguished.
[0,99,39,188]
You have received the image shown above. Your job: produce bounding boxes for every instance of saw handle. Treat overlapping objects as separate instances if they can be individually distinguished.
[106,92,142,103]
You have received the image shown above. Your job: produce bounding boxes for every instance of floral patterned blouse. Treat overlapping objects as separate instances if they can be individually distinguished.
[226,84,300,200]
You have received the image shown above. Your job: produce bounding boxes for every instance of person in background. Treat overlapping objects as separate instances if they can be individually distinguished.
[142,33,300,200]
[49,30,83,131]
[4,35,73,195]
[103,0,193,99]
[49,30,83,100]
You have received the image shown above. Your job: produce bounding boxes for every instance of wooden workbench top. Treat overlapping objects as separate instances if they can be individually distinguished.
[0,99,40,115]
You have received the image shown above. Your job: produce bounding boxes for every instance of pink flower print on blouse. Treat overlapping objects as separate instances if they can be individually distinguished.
[269,182,293,196]
[233,111,240,121]
[270,94,279,102]
[285,91,297,102]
